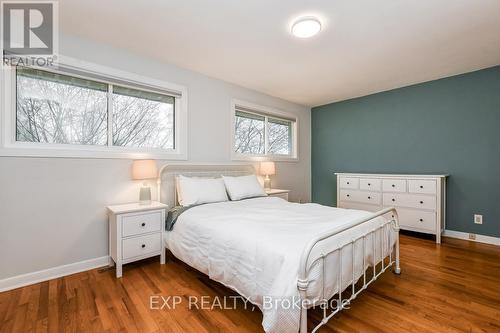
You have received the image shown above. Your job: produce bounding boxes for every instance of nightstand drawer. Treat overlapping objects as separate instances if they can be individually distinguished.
[122,211,162,237]
[122,233,161,260]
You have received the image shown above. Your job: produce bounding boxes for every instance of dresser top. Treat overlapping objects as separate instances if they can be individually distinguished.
[335,172,448,178]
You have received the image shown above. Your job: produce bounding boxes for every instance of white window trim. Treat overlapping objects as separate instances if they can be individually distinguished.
[230,99,299,162]
[0,55,188,160]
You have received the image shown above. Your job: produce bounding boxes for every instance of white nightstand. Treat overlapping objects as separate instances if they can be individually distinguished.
[107,201,167,278]
[265,189,290,201]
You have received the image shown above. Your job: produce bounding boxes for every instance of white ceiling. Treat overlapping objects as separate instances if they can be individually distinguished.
[60,0,500,107]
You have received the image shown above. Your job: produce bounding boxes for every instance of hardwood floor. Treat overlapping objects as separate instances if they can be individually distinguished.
[1,235,500,333]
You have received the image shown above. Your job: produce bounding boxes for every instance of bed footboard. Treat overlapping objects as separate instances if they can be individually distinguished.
[297,207,400,333]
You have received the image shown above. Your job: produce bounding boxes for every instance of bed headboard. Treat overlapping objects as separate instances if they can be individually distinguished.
[157,164,256,207]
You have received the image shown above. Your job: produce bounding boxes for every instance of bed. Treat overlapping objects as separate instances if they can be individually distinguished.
[158,165,401,333]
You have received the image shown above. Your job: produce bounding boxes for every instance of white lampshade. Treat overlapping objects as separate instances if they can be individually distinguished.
[260,162,276,176]
[132,160,158,180]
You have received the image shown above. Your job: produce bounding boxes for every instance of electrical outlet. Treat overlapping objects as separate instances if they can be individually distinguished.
[474,214,483,225]
[469,233,476,240]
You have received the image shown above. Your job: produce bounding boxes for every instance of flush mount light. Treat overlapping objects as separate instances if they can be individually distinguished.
[291,17,322,38]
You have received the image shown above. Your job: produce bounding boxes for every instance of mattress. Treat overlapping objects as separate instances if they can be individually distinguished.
[165,196,395,333]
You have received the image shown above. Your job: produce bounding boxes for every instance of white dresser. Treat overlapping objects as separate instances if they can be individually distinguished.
[335,173,447,243]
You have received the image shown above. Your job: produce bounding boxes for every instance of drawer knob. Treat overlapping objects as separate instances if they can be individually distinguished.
[368,183,371,186]
[347,194,350,197]
[141,244,146,248]
[368,196,371,199]
[420,185,424,189]
[419,218,423,222]
[391,215,394,218]
[141,222,146,227]
[392,198,395,202]
[391,184,395,187]
[347,182,350,184]
[420,201,424,204]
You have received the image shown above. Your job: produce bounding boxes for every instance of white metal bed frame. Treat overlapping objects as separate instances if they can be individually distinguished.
[157,164,401,333]
[298,206,400,333]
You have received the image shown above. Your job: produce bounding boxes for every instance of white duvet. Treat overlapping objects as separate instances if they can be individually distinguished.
[165,197,395,333]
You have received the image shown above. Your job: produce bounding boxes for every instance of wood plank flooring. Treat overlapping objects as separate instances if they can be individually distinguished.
[1,235,500,332]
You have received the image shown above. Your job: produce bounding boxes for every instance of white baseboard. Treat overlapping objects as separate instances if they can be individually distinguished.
[443,229,500,246]
[0,256,110,292]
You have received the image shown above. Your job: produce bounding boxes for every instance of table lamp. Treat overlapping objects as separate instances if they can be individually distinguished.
[132,159,158,205]
[260,161,276,190]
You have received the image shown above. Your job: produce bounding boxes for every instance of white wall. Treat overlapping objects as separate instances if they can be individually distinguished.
[0,35,311,280]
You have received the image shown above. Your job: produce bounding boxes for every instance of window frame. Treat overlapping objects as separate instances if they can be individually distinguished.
[230,99,298,162]
[0,55,188,159]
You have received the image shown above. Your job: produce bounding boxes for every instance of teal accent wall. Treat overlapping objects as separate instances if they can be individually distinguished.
[312,66,500,237]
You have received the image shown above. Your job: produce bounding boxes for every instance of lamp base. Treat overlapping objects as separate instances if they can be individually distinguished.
[139,186,152,205]
[264,175,271,190]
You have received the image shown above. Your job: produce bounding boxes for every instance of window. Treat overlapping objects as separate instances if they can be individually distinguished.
[3,61,187,159]
[112,86,175,149]
[16,68,109,145]
[234,111,265,154]
[268,117,293,155]
[232,101,297,160]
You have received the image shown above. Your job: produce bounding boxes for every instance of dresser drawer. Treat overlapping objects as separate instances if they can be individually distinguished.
[339,201,381,213]
[397,208,436,232]
[408,179,437,195]
[359,178,381,191]
[382,179,406,192]
[340,190,381,205]
[122,211,162,237]
[122,233,161,260]
[383,193,436,210]
[339,177,359,189]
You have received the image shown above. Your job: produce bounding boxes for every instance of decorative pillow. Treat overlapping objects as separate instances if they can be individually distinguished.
[176,175,229,206]
[222,174,267,201]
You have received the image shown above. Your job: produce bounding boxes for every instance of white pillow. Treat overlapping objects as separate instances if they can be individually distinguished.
[176,175,229,206]
[222,175,267,201]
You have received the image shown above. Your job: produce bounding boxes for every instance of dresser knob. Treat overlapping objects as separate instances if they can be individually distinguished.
[141,223,146,227]
[420,185,424,189]
[420,201,424,204]
[392,198,395,202]
[419,219,423,222]
[347,182,350,185]
[368,196,371,199]
[347,194,350,197]
[141,244,146,248]
[391,215,394,218]
[391,184,395,187]
[368,183,371,186]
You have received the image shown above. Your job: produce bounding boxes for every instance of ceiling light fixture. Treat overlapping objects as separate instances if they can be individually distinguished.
[291,17,322,38]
